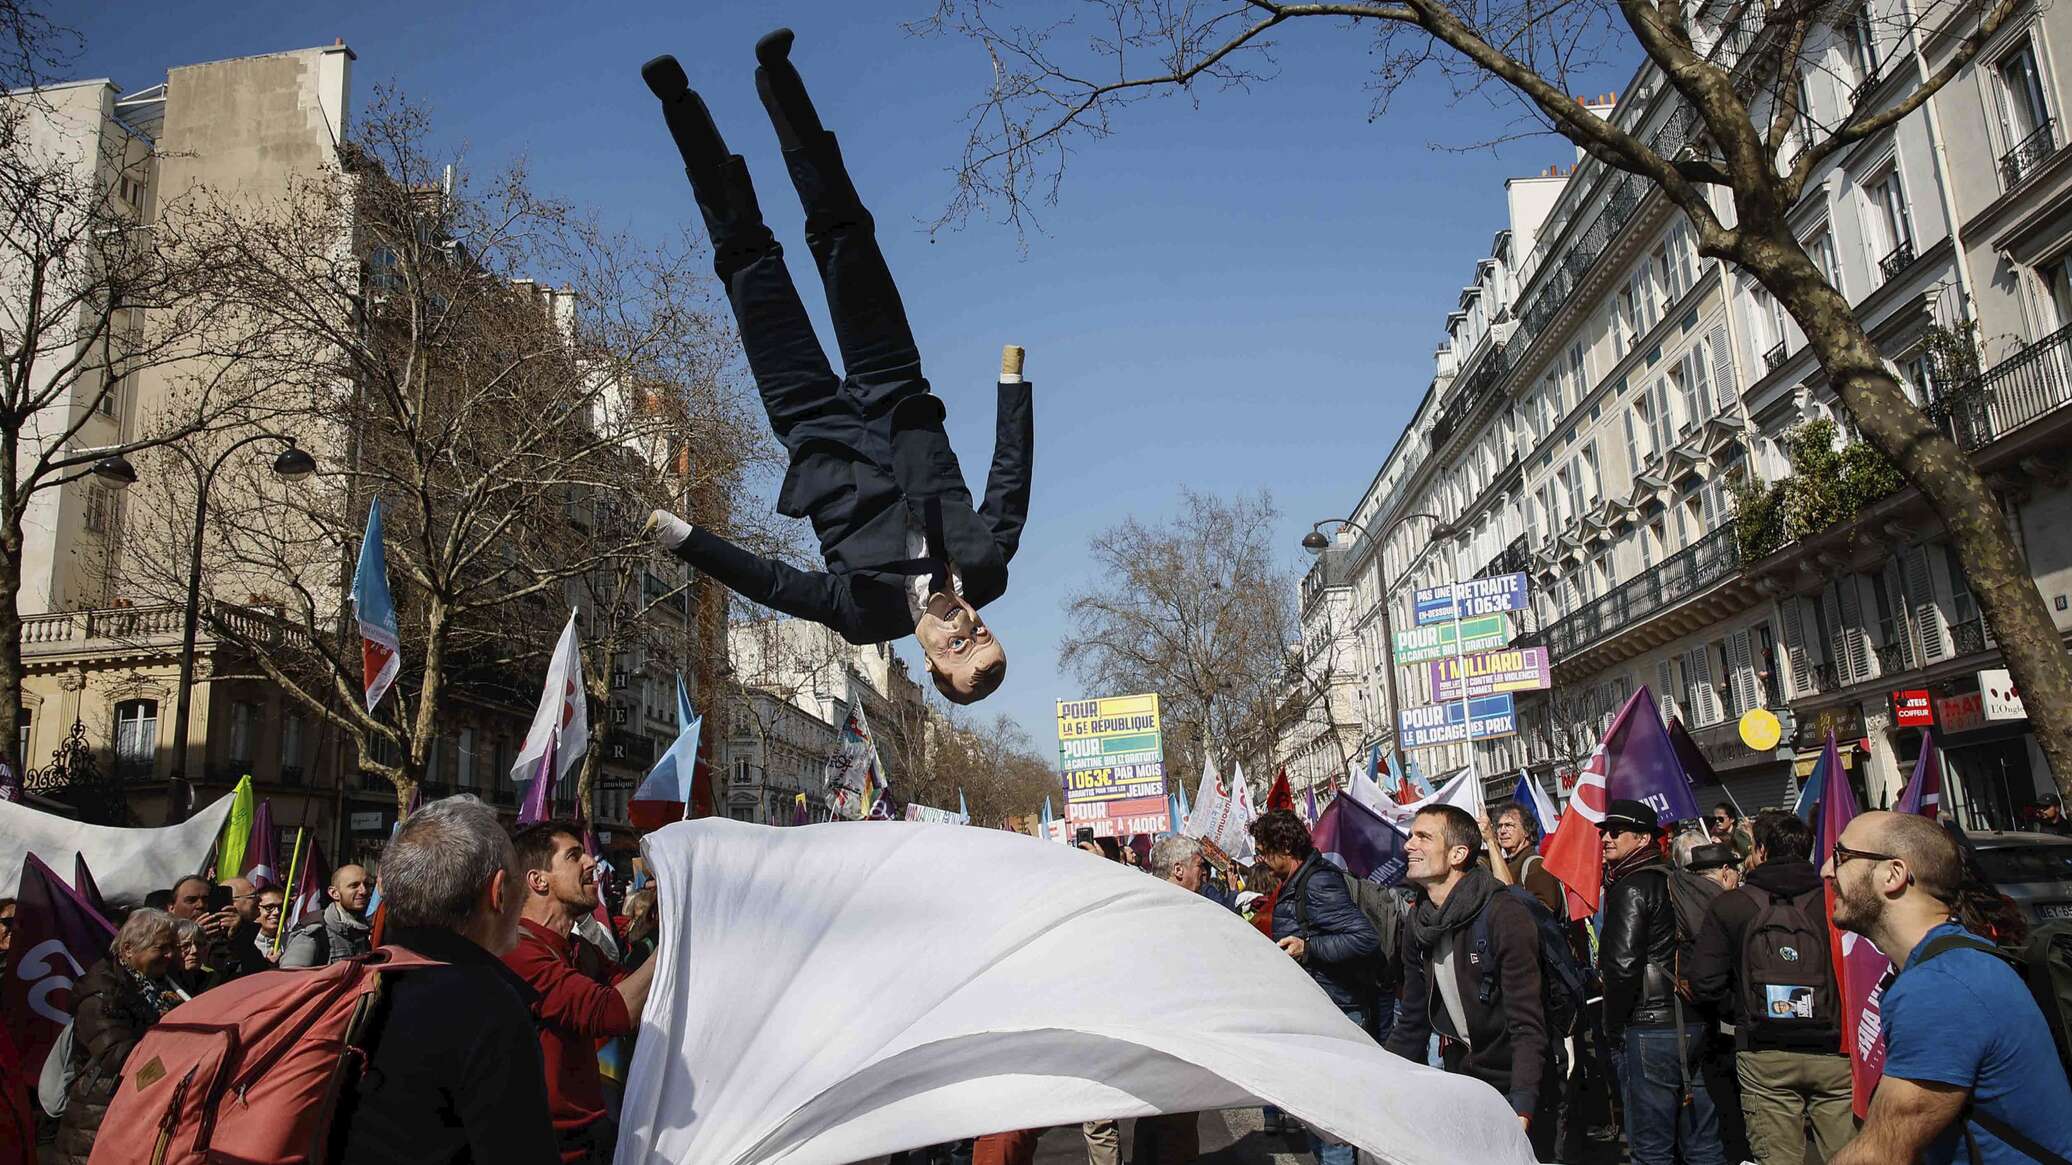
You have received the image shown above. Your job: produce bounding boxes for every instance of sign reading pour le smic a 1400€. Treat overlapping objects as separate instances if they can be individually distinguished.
[1056,693,1165,805]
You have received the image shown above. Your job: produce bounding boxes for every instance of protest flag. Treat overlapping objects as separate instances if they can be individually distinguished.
[351,498,403,711]
[217,774,255,878]
[1311,790,1409,885]
[631,674,702,831]
[1513,769,1559,840]
[792,793,808,826]
[1541,686,1694,918]
[1897,733,1943,817]
[958,789,971,824]
[1809,733,1892,1116]
[0,854,116,1078]
[1039,796,1057,842]
[1304,781,1320,827]
[246,798,279,889]
[517,728,561,826]
[71,853,107,920]
[1267,768,1295,812]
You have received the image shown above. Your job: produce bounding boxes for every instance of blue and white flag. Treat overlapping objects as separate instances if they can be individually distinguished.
[351,499,402,711]
[632,674,701,830]
[1513,768,1559,838]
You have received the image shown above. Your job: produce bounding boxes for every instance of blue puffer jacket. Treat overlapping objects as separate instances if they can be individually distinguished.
[1269,852,1380,1013]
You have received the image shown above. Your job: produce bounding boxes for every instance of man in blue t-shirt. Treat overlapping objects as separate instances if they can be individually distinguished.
[1827,811,2072,1165]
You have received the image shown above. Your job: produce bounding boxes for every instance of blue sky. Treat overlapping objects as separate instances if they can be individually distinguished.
[72,2,1625,765]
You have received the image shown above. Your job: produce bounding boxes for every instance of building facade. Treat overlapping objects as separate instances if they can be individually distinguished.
[1296,4,2072,827]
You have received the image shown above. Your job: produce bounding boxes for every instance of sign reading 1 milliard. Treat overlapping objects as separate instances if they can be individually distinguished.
[1393,614,1513,665]
[1056,693,1165,805]
[1414,573,1530,625]
[1428,646,1552,701]
[1398,694,1520,749]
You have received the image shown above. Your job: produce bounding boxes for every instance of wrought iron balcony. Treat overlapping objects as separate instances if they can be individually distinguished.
[1548,525,1741,659]
[1875,641,1908,677]
[1930,320,2072,451]
[1802,660,1839,696]
[2000,119,2058,190]
[1950,617,1987,656]
[1764,341,1787,371]
[1878,239,1916,284]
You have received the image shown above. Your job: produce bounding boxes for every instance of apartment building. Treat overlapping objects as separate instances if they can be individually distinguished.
[13,46,697,862]
[1293,1,2072,827]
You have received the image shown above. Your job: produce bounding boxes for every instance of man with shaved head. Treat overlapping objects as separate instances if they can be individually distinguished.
[1827,811,2072,1164]
[280,863,375,968]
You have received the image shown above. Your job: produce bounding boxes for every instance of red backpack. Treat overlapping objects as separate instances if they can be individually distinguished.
[86,946,441,1165]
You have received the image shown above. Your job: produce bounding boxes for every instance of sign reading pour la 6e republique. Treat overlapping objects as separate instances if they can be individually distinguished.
[1413,572,1530,625]
[1056,693,1166,805]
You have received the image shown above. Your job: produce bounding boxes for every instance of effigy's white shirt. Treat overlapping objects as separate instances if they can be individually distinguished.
[617,818,1535,1165]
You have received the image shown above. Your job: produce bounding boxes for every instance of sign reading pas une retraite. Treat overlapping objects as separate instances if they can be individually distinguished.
[1413,572,1530,625]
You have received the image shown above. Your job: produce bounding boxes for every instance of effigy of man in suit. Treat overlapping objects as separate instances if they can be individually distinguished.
[639,30,1032,705]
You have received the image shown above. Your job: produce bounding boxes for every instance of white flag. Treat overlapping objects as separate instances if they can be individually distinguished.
[512,609,589,787]
[1186,757,1256,864]
[1372,765,1481,828]
[1346,764,1393,816]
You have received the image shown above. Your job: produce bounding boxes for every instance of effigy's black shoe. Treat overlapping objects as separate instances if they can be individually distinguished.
[641,55,730,189]
[753,28,826,150]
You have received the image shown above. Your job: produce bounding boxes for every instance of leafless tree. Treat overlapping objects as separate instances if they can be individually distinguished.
[118,93,755,814]
[914,706,1060,825]
[918,0,2072,795]
[1061,487,1298,789]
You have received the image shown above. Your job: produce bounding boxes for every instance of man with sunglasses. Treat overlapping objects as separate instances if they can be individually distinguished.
[1598,799,1726,1165]
[1708,803,1752,864]
[1828,811,2072,1165]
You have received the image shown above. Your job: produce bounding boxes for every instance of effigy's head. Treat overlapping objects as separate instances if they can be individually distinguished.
[915,592,1006,705]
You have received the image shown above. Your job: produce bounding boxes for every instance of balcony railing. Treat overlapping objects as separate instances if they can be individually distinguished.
[2000,119,2058,190]
[1548,524,1741,659]
[1930,321,2072,451]
[1764,341,1788,372]
[1950,616,1987,656]
[1875,641,1908,677]
[1878,239,1916,284]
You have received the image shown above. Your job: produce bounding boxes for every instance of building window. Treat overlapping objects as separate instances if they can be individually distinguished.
[1902,353,1937,407]
[368,733,401,768]
[114,699,157,778]
[228,700,259,768]
[1844,6,1879,88]
[1869,168,1914,263]
[1806,227,1844,296]
[1997,38,2052,146]
[458,727,477,790]
[17,706,30,764]
[279,715,305,784]
[1942,544,1979,626]
[97,378,121,419]
[1674,341,1714,430]
[84,486,114,535]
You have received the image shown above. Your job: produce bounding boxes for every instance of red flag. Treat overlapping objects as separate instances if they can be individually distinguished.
[0,854,116,1079]
[1541,686,1695,919]
[1267,768,1294,812]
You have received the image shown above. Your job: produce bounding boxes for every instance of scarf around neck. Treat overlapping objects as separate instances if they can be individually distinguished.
[1605,845,1665,887]
[1408,865,1502,951]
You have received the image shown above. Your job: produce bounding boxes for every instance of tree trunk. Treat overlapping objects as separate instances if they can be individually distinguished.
[1754,233,2072,798]
[0,506,23,775]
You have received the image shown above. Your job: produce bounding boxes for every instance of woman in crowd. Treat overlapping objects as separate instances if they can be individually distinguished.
[52,908,182,1165]
[169,916,206,998]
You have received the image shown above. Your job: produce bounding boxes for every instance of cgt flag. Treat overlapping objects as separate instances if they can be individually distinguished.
[1541,686,1696,919]
[351,498,403,712]
[0,854,115,1078]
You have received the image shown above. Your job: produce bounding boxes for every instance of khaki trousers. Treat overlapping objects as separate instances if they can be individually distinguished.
[1736,1048,1856,1163]
[1081,1120,1120,1165]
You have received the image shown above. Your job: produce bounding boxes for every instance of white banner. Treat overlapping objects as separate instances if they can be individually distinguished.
[511,609,590,786]
[0,795,237,905]
[1185,758,1257,864]
[1368,765,1481,828]
[623,818,1537,1164]
[903,802,967,826]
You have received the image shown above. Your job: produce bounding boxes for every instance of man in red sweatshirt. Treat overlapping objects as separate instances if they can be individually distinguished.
[506,821,659,1164]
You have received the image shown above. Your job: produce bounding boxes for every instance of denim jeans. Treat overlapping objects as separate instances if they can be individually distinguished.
[1307,1007,1366,1165]
[1614,1024,1725,1165]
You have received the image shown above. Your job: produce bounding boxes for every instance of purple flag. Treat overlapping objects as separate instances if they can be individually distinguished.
[1304,782,1320,827]
[1607,686,1701,827]
[1,855,117,1078]
[71,854,107,921]
[517,729,559,825]
[1311,790,1408,885]
[246,798,280,889]
[1667,716,1717,789]
[1897,733,1942,818]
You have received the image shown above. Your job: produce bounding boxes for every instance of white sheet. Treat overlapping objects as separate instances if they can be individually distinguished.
[621,819,1535,1165]
[0,795,235,904]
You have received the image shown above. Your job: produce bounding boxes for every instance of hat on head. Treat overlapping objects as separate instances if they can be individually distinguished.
[1686,843,1739,872]
[1597,799,1661,834]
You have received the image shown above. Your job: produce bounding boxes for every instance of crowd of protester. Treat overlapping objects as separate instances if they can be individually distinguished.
[7,788,2072,1165]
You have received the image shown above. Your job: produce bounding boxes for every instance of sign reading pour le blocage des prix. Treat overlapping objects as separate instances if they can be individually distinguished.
[1393,614,1513,665]
[1398,694,1520,749]
[1056,693,1166,805]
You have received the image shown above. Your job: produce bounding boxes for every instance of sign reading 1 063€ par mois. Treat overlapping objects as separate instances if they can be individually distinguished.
[1056,693,1165,805]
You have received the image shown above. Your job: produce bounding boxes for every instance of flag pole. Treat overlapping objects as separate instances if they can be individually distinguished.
[273,827,308,958]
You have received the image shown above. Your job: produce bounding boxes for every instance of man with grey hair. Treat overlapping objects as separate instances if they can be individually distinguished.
[332,795,558,1165]
[1150,833,1235,910]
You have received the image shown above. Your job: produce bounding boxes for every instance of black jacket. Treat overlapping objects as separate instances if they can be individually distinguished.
[52,959,166,1165]
[1269,853,1380,1013]
[1385,883,1551,1115]
[1690,859,1839,1052]
[671,384,1034,646]
[333,925,560,1165]
[1600,856,1682,1033]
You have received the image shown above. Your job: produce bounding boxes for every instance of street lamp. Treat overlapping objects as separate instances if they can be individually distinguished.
[1303,511,1457,776]
[91,456,139,488]
[167,434,319,810]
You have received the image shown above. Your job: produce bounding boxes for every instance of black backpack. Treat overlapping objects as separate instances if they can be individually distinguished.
[1289,861,1404,997]
[1469,884,1589,1038]
[1906,923,2072,1165]
[1735,883,1836,1034]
